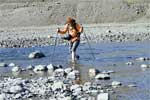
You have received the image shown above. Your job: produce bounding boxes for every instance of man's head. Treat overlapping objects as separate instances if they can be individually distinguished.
[66,17,76,24]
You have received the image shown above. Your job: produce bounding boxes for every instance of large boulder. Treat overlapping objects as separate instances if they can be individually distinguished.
[28,51,45,59]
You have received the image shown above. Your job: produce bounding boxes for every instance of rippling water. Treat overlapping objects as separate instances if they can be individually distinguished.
[0,41,150,100]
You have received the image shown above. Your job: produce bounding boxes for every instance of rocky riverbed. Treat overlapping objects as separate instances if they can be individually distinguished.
[0,23,150,48]
[0,23,150,100]
[0,63,116,100]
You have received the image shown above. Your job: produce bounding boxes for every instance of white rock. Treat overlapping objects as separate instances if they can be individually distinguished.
[28,51,45,59]
[27,65,34,70]
[97,93,109,100]
[64,68,72,74]
[128,84,137,87]
[0,93,6,100]
[54,68,64,76]
[49,98,57,100]
[14,93,22,99]
[70,84,80,91]
[0,63,7,67]
[112,81,122,87]
[106,30,111,33]
[89,68,99,77]
[9,85,23,93]
[55,68,64,73]
[12,66,21,72]
[47,64,54,71]
[58,97,71,100]
[136,57,149,61]
[70,84,82,96]
[67,71,76,80]
[141,64,149,68]
[9,63,16,67]
[83,82,92,91]
[126,62,133,65]
[95,73,110,80]
[52,81,63,91]
[107,70,115,74]
[33,65,46,72]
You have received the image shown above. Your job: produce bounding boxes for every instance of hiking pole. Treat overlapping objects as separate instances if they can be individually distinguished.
[51,32,59,63]
[83,32,95,60]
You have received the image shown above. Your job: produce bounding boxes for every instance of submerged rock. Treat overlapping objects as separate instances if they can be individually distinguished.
[28,51,45,59]
[95,73,110,80]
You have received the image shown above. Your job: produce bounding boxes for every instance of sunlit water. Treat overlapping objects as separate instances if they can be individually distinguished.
[0,41,150,100]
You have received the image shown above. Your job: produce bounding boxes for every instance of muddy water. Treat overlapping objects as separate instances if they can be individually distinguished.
[0,41,150,100]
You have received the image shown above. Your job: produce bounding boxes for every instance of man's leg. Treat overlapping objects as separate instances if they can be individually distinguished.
[71,40,80,62]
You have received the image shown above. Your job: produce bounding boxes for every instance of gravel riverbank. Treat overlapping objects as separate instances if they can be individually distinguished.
[0,23,150,48]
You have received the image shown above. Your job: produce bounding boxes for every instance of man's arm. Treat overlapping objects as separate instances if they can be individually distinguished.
[76,23,83,33]
[57,24,68,34]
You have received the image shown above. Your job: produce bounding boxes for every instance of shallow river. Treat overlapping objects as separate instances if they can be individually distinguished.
[0,41,150,100]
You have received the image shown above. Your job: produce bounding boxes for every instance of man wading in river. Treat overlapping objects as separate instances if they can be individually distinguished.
[57,17,83,62]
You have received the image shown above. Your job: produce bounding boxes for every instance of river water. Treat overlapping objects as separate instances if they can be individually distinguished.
[0,41,150,100]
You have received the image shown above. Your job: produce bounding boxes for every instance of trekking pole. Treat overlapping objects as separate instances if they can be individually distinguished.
[83,32,95,60]
[51,32,59,63]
